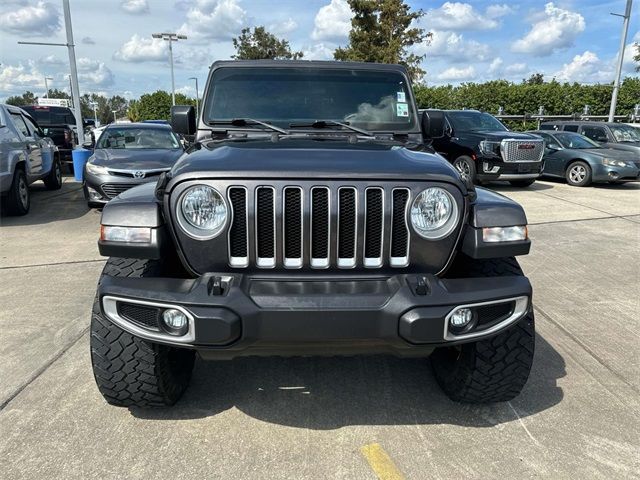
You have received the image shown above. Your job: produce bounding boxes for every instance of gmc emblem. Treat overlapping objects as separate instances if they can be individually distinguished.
[518,144,536,150]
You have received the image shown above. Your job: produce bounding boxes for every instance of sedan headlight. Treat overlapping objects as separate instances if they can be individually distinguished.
[85,162,108,175]
[410,187,459,240]
[177,185,227,239]
[602,158,627,167]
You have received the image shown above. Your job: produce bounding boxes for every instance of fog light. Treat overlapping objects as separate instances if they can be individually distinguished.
[87,186,102,200]
[450,308,473,328]
[162,309,189,336]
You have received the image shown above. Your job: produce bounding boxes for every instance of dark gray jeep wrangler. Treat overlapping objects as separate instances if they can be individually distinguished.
[91,61,535,407]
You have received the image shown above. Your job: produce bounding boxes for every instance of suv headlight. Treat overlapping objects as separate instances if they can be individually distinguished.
[410,187,459,240]
[177,185,228,239]
[479,140,500,156]
[602,158,627,167]
[85,161,107,175]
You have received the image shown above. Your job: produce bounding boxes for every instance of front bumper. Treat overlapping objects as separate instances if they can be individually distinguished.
[476,157,543,181]
[98,272,532,358]
[591,163,640,183]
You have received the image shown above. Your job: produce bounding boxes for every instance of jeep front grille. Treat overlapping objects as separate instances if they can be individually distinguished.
[227,185,411,269]
[500,139,544,163]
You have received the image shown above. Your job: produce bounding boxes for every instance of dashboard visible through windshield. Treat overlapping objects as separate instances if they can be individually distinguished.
[204,67,417,132]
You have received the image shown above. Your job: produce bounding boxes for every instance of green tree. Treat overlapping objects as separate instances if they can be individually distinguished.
[133,90,196,121]
[634,43,639,72]
[334,0,430,81]
[5,91,37,106]
[523,73,545,85]
[232,26,303,60]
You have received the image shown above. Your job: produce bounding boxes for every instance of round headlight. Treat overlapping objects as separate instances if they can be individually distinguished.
[410,187,459,239]
[178,185,227,239]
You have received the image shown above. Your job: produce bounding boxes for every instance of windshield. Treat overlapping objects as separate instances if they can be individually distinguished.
[555,132,600,149]
[447,111,507,132]
[610,125,640,142]
[204,67,417,132]
[97,127,180,149]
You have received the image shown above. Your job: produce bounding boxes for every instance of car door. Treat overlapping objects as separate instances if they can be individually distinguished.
[537,132,564,176]
[9,112,42,178]
[23,115,53,176]
[431,115,455,160]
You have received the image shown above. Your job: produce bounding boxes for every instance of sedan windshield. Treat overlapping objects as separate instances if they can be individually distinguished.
[555,132,600,149]
[97,127,180,149]
[446,111,508,132]
[610,124,640,142]
[204,67,417,132]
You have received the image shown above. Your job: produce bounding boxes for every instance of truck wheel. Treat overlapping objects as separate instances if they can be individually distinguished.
[432,257,535,403]
[6,168,30,216]
[90,258,196,407]
[509,179,535,188]
[43,157,63,190]
[566,161,592,187]
[453,155,477,183]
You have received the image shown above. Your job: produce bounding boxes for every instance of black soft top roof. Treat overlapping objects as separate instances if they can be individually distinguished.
[209,60,409,74]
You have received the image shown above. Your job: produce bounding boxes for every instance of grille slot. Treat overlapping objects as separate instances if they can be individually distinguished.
[101,183,136,199]
[118,303,161,331]
[283,187,303,268]
[310,187,330,268]
[228,187,248,267]
[337,187,357,268]
[390,188,410,267]
[364,188,384,267]
[255,187,276,268]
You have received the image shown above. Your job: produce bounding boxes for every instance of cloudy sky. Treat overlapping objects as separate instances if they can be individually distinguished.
[0,0,638,101]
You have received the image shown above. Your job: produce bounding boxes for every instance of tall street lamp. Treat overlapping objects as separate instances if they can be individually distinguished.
[188,76,199,117]
[90,101,98,126]
[44,76,53,98]
[152,32,187,106]
[608,0,633,122]
[112,110,118,124]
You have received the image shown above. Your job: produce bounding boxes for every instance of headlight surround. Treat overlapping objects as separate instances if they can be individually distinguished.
[602,158,627,167]
[85,161,108,175]
[410,187,459,240]
[177,185,228,239]
[479,140,501,156]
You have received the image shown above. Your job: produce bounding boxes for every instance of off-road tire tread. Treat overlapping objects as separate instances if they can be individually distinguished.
[90,258,195,407]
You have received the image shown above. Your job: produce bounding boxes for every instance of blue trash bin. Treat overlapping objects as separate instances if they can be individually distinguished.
[72,148,92,182]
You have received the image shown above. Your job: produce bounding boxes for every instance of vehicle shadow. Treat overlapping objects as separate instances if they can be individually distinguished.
[131,333,565,429]
[484,181,554,192]
[0,177,93,225]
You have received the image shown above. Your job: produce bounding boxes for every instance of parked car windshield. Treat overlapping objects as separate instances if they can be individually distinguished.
[204,66,417,132]
[609,124,640,142]
[446,111,508,132]
[555,132,600,149]
[97,127,181,149]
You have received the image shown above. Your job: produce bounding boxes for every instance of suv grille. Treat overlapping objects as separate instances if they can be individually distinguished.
[500,139,544,163]
[227,185,411,269]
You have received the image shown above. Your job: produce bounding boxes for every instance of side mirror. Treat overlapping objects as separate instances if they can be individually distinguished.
[171,105,196,136]
[82,140,94,150]
[546,143,560,150]
[421,110,445,139]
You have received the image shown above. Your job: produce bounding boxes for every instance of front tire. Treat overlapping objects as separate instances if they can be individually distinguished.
[453,155,477,184]
[433,257,535,403]
[90,258,195,407]
[566,161,592,187]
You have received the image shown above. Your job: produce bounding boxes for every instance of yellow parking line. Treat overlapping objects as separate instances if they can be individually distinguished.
[360,443,406,480]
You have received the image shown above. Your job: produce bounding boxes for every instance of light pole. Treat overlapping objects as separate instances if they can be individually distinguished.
[188,76,199,117]
[90,101,98,126]
[67,74,73,107]
[44,76,53,98]
[152,32,187,105]
[112,110,118,124]
[608,0,633,122]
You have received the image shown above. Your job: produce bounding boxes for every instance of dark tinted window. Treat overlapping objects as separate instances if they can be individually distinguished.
[563,125,579,132]
[581,126,608,142]
[10,113,30,137]
[539,124,556,130]
[446,111,507,132]
[555,132,600,149]
[204,67,417,132]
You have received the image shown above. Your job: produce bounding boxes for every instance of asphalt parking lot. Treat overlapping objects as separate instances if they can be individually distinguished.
[1,177,638,479]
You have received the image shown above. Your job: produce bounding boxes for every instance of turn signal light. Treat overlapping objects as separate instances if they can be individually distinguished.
[482,226,528,243]
[100,225,151,243]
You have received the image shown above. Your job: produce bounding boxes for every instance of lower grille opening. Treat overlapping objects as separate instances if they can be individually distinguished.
[117,303,161,331]
[475,302,515,329]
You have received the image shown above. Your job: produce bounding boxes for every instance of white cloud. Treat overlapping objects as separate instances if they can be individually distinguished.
[435,65,476,81]
[40,54,65,66]
[120,0,149,14]
[302,43,335,60]
[488,57,503,74]
[0,62,45,96]
[177,0,247,42]
[113,34,167,63]
[425,2,513,31]
[311,0,352,41]
[0,1,61,36]
[512,3,585,56]
[554,51,610,83]
[77,58,115,87]
[82,36,96,45]
[418,30,491,62]
[269,18,298,35]
[505,63,527,74]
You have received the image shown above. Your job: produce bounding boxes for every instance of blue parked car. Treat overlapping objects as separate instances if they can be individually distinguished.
[528,130,640,187]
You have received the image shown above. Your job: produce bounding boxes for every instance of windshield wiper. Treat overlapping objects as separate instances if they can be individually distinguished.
[208,118,288,134]
[289,120,374,137]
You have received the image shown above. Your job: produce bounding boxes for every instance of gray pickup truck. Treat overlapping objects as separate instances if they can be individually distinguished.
[0,104,62,215]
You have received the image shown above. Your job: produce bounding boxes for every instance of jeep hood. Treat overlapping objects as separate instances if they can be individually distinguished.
[169,140,466,190]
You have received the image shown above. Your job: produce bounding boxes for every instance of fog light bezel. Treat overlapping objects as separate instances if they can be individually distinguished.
[162,308,189,336]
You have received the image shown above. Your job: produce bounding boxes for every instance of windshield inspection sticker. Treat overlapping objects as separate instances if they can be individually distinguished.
[397,91,406,102]
[396,103,409,117]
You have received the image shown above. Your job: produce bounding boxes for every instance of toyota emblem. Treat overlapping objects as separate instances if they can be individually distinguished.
[133,171,145,179]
